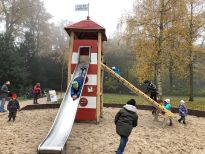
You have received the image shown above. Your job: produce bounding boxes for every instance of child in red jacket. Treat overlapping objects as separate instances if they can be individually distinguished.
[33,83,41,104]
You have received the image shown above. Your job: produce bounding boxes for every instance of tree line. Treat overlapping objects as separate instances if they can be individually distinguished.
[0,0,68,96]
[112,0,205,101]
[1,0,205,101]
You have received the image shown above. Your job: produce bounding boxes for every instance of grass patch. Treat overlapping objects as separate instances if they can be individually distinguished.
[104,93,205,111]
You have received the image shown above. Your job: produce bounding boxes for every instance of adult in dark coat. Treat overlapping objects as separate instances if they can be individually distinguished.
[115,99,138,154]
[0,81,10,112]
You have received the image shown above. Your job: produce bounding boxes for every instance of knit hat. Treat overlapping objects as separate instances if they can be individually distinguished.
[11,93,17,99]
[180,100,185,105]
[6,81,10,85]
[164,98,170,104]
[144,80,150,84]
[72,81,79,90]
[127,99,136,107]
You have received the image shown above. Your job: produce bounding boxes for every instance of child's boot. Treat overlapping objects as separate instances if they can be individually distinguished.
[169,119,173,126]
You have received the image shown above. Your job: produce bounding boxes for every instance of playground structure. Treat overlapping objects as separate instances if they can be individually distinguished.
[38,17,174,154]
[101,63,175,118]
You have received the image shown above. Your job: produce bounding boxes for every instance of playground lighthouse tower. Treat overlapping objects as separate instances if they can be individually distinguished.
[64,17,107,122]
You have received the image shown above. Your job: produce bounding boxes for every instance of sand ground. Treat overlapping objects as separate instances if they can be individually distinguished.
[0,97,205,154]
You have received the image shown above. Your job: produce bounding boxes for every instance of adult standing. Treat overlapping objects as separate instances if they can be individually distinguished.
[33,83,41,104]
[0,81,11,112]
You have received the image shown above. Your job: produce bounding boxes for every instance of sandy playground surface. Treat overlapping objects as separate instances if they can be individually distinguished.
[0,97,205,154]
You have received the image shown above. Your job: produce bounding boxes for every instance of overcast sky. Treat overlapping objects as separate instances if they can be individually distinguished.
[43,0,135,38]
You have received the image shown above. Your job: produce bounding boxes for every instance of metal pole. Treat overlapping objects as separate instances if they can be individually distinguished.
[88,3,89,17]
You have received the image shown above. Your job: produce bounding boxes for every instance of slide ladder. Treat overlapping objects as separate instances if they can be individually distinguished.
[101,63,175,118]
[38,63,89,154]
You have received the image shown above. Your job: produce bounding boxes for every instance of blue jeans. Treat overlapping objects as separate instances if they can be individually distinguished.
[116,136,128,154]
[0,97,6,112]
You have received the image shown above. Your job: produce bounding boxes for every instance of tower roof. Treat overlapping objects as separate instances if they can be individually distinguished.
[64,17,107,41]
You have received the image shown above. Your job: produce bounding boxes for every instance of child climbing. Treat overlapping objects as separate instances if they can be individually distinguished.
[112,66,122,76]
[144,80,158,114]
[178,100,188,125]
[7,93,20,122]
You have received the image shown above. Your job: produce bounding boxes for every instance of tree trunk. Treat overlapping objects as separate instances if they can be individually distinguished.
[189,62,194,101]
[188,1,194,101]
[156,0,165,99]
[154,63,157,85]
[157,65,163,98]
[169,61,173,94]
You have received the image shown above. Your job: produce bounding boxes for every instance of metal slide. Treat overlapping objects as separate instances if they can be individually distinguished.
[38,63,89,154]
[101,63,175,118]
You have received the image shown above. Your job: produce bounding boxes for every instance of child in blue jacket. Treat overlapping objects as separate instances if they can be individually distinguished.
[178,100,188,124]
[71,67,86,100]
[71,77,84,100]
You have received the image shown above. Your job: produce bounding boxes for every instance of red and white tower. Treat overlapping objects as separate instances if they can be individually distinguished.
[64,17,107,122]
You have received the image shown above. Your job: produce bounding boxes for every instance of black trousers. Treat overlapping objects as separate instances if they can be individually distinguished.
[150,92,157,102]
[178,116,186,124]
[33,93,39,104]
[150,92,158,114]
[8,111,17,121]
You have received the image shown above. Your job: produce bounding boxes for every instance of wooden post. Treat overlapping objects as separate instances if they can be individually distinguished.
[96,32,102,122]
[67,32,74,85]
[100,54,104,118]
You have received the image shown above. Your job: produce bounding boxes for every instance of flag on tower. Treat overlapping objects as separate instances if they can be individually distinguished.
[75,4,89,11]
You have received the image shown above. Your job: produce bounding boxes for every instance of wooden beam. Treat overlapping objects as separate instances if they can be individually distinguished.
[101,63,175,118]
[96,32,102,122]
[100,55,104,118]
[67,32,74,85]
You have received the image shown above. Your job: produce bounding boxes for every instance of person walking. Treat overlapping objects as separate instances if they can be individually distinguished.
[115,99,138,154]
[0,81,11,112]
[33,83,41,104]
[178,100,188,125]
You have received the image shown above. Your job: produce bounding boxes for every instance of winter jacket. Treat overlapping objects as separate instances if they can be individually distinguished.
[1,84,9,98]
[71,76,84,97]
[163,103,172,111]
[33,85,40,94]
[147,83,157,93]
[7,100,20,112]
[179,104,188,116]
[115,104,138,137]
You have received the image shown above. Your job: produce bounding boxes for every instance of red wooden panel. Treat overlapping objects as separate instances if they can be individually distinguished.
[81,85,97,96]
[73,40,97,53]
[88,64,97,74]
[71,64,77,74]
[71,64,97,74]
[76,108,96,121]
